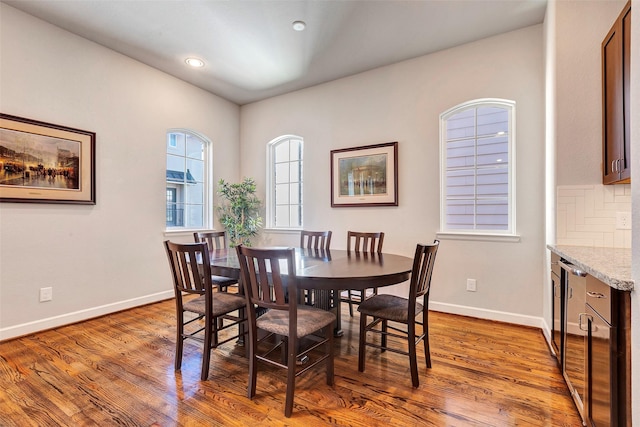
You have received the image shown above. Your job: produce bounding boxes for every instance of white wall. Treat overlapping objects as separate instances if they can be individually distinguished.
[240,25,546,326]
[555,0,627,186]
[0,4,241,339]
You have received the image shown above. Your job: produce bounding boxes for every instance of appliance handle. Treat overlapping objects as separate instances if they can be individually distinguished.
[558,260,587,277]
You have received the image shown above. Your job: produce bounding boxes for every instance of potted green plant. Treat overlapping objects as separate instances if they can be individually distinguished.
[216,177,263,247]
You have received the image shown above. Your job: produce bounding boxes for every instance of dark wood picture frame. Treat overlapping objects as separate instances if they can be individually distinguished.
[0,113,96,204]
[331,141,398,207]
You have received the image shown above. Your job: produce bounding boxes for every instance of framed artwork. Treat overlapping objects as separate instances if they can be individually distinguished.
[331,141,398,207]
[0,114,96,204]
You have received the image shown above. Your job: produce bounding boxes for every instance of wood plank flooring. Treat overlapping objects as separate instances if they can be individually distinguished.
[0,299,582,426]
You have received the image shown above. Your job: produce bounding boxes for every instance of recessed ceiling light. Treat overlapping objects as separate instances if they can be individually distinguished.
[292,20,306,31]
[185,58,205,68]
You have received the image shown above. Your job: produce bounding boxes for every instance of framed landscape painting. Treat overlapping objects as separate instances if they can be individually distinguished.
[0,114,96,204]
[331,141,398,207]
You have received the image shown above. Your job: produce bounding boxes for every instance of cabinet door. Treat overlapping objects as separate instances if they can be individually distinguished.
[552,272,563,361]
[602,2,631,184]
[586,305,616,427]
[619,6,630,181]
[602,20,624,184]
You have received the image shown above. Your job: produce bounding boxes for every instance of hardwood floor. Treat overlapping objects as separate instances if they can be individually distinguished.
[0,299,582,426]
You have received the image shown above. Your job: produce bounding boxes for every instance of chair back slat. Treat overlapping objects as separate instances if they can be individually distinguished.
[236,245,297,312]
[300,230,332,250]
[411,240,439,300]
[347,231,384,253]
[164,240,212,295]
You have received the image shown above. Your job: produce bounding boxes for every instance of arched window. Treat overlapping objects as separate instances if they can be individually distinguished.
[166,129,211,229]
[267,135,303,229]
[440,99,516,236]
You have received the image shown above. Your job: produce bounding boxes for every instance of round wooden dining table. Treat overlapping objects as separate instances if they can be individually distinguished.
[208,247,414,335]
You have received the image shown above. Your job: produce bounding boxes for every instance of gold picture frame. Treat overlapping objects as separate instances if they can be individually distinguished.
[0,114,96,204]
[331,141,398,207]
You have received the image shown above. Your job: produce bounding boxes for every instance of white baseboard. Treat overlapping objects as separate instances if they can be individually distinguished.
[0,290,174,341]
[429,301,545,329]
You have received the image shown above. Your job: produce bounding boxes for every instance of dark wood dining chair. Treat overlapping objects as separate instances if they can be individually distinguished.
[194,231,238,292]
[300,230,332,250]
[235,245,336,418]
[300,230,332,307]
[358,240,439,388]
[164,240,246,381]
[342,231,385,316]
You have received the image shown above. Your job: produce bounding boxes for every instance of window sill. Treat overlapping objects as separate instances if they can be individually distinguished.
[164,228,216,237]
[263,228,302,234]
[436,231,521,243]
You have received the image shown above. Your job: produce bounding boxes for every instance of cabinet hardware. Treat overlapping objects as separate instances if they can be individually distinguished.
[579,313,591,331]
[587,291,606,299]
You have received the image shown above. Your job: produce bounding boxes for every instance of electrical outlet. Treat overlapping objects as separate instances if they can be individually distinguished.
[616,212,631,230]
[466,279,477,292]
[39,287,53,302]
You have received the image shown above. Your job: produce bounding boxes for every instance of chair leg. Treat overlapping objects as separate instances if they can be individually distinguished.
[358,313,367,372]
[175,313,184,371]
[347,290,354,317]
[284,337,297,417]
[247,329,258,399]
[201,315,214,381]
[424,310,432,368]
[326,325,334,386]
[381,319,387,351]
[408,322,419,388]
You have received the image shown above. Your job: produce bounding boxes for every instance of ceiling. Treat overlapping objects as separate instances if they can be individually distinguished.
[4,0,547,105]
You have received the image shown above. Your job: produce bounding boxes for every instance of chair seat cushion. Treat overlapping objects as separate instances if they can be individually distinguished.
[183,292,246,317]
[357,294,424,323]
[211,275,237,286]
[257,305,336,338]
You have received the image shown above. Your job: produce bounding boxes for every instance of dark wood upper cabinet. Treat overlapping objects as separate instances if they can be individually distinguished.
[602,1,631,184]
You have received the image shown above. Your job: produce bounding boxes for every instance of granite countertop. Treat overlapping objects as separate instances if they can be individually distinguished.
[547,244,634,291]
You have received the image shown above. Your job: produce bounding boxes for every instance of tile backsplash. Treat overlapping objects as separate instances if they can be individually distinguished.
[556,184,631,248]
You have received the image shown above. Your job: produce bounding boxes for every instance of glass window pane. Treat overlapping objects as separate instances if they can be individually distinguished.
[167,202,185,227]
[186,158,204,182]
[167,154,185,174]
[275,141,290,162]
[275,163,289,184]
[289,139,301,161]
[186,182,204,204]
[290,205,301,227]
[275,205,289,227]
[186,136,204,160]
[185,204,204,228]
[167,133,185,154]
[275,183,289,204]
[290,183,300,204]
[289,161,300,182]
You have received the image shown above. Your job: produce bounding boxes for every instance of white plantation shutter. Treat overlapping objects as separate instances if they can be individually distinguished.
[440,100,515,235]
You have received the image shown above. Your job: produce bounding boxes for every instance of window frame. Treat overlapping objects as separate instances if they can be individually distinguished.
[266,135,304,230]
[165,128,212,232]
[438,98,518,241]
